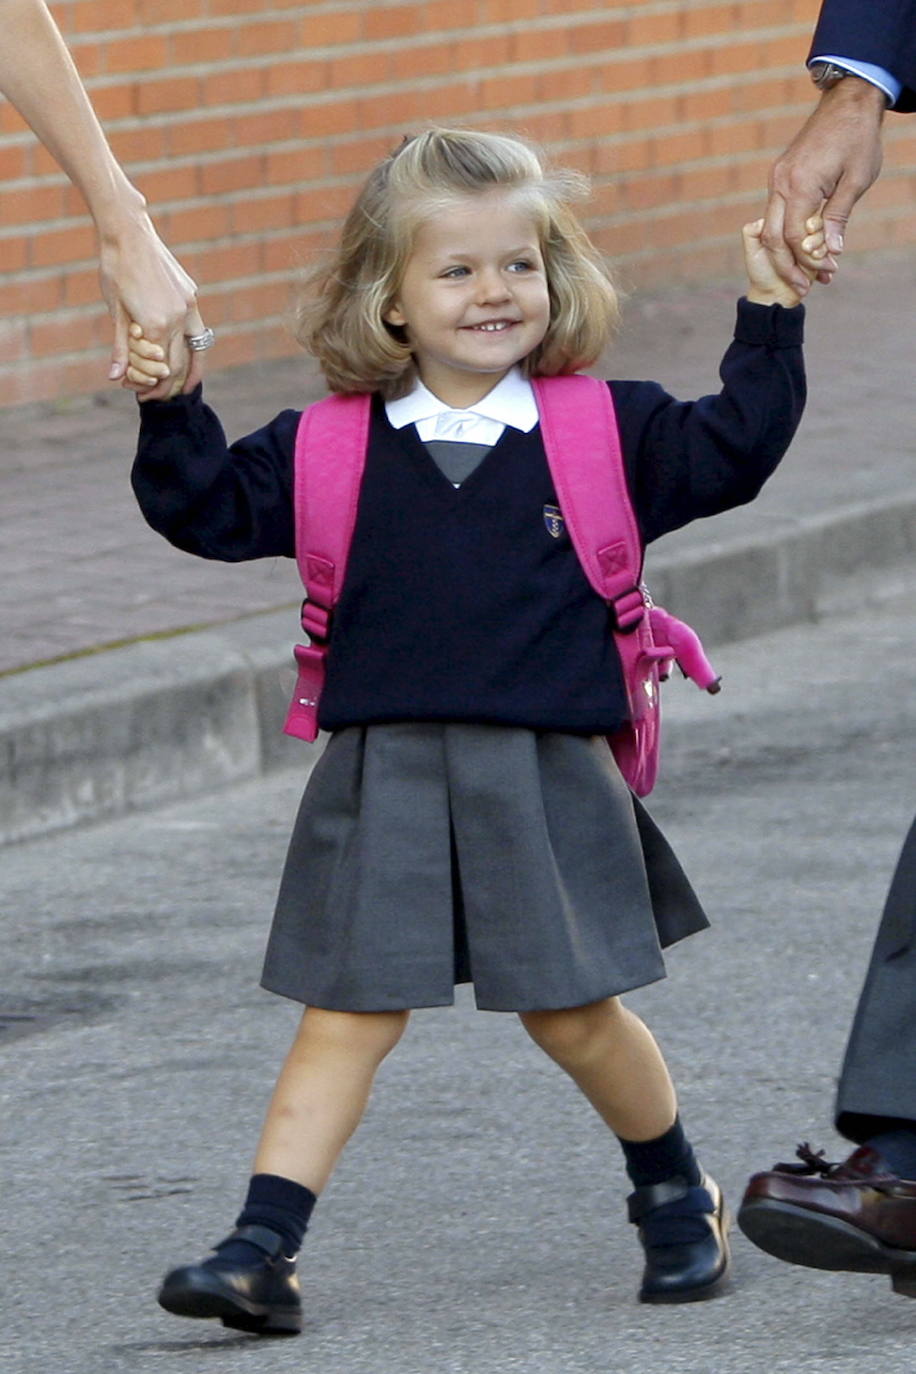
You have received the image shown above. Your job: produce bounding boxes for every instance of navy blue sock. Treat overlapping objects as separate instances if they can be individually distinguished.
[618,1117,702,1189]
[212,1174,317,1267]
[619,1118,711,1247]
[865,1129,916,1180]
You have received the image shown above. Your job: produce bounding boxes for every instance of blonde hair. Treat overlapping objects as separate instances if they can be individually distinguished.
[297,127,619,397]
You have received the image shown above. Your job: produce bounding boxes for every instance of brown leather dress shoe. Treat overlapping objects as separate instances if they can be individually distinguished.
[738,1143,916,1297]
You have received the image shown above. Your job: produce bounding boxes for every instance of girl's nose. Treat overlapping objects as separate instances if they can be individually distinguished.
[476,268,510,304]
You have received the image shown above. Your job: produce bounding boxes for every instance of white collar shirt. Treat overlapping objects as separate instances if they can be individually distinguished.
[384,366,540,447]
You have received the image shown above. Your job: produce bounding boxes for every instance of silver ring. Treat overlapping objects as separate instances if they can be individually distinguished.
[185,327,216,352]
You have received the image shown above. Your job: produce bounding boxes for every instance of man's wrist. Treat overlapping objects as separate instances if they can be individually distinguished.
[818,75,888,118]
[808,55,900,106]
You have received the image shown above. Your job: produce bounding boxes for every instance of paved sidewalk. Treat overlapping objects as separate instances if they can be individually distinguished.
[1,251,914,843]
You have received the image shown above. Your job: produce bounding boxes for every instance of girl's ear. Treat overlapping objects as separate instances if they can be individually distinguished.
[384,299,407,327]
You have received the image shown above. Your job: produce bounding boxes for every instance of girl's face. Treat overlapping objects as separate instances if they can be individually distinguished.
[385,189,551,408]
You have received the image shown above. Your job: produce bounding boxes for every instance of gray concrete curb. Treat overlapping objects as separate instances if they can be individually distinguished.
[2,491,914,847]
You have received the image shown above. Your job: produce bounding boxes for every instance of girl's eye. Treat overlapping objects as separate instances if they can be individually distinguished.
[508,259,536,273]
[441,266,470,279]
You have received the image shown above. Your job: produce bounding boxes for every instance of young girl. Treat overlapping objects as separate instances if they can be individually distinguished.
[129,128,825,1335]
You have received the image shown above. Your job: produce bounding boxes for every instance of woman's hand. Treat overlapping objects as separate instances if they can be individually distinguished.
[0,0,206,393]
[98,208,203,398]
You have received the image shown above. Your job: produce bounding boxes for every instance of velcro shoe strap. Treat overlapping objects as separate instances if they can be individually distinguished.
[216,1223,288,1259]
[626,1174,690,1223]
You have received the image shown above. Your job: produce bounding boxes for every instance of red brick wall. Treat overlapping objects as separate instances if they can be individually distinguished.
[1,0,914,406]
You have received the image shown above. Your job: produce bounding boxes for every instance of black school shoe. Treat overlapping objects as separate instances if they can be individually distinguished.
[628,1172,731,1303]
[157,1223,302,1335]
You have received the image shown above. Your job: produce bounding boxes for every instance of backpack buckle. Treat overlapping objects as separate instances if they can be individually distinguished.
[609,586,646,634]
[299,598,334,645]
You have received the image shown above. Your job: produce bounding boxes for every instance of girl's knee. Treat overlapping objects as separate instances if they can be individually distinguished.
[519,998,622,1063]
[295,1006,410,1063]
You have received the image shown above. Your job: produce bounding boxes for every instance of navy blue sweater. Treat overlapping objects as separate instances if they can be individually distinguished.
[133,298,805,734]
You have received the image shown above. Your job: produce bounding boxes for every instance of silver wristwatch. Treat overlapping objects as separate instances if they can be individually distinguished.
[809,61,851,91]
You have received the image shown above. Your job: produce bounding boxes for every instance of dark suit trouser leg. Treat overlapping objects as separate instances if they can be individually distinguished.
[835,816,916,1144]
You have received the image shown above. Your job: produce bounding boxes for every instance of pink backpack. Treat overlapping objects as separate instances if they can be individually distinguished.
[282,374,720,796]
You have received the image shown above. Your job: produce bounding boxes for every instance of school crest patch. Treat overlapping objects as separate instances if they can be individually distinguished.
[543,504,565,538]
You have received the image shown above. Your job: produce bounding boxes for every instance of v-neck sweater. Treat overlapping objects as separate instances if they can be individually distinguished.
[132,298,805,734]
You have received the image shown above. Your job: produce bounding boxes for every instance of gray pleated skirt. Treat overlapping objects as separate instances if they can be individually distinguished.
[261,723,708,1013]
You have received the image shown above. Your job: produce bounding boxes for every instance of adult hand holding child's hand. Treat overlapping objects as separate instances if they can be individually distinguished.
[742,214,828,308]
[126,307,207,400]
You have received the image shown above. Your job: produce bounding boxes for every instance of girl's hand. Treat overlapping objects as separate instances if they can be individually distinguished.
[742,215,831,307]
[126,321,197,400]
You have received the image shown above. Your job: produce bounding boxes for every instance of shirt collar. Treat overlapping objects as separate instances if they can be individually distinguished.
[385,367,539,434]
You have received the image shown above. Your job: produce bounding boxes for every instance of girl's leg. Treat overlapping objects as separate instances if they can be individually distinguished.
[253,1005,411,1192]
[158,1006,409,1334]
[519,996,729,1304]
[518,996,675,1141]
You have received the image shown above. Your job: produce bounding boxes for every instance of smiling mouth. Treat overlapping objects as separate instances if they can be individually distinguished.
[464,320,518,332]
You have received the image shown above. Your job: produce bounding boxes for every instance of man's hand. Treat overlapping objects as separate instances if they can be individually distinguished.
[763,76,886,295]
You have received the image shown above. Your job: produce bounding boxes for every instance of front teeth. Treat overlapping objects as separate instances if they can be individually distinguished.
[474,321,511,331]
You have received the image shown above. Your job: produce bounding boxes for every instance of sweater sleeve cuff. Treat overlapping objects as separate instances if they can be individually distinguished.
[734,298,805,347]
[136,381,205,428]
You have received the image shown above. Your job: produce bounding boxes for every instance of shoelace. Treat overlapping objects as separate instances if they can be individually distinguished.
[774,1142,900,1191]
[774,1143,835,1176]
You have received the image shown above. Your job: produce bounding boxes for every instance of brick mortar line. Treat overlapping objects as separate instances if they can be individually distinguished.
[0,186,353,236]
[60,14,812,53]
[1,316,297,368]
[1,157,358,193]
[0,146,807,238]
[16,276,297,326]
[57,0,798,22]
[8,170,912,257]
[0,107,817,210]
[596,192,779,228]
[64,51,814,100]
[0,132,810,204]
[0,70,817,158]
[7,185,912,281]
[0,115,893,193]
[596,191,916,230]
[0,191,772,274]
[2,90,819,184]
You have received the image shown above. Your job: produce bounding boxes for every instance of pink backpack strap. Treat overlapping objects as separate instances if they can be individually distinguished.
[532,374,644,627]
[533,373,719,797]
[283,392,372,742]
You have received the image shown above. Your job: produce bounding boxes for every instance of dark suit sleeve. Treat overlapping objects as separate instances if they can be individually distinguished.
[810,0,916,111]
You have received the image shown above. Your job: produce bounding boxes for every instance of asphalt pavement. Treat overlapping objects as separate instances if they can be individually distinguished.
[1,562,914,1374]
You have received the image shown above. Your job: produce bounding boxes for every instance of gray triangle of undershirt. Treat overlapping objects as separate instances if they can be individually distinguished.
[423,439,493,486]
